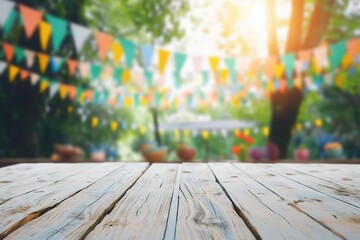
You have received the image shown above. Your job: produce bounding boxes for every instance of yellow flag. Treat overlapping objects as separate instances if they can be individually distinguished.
[202,130,209,140]
[39,80,49,93]
[91,117,99,127]
[294,77,302,89]
[262,127,269,137]
[158,49,170,75]
[9,65,20,82]
[209,56,220,73]
[244,129,250,136]
[141,97,148,107]
[139,126,146,135]
[67,106,73,113]
[59,85,68,100]
[220,69,229,83]
[173,97,180,108]
[312,58,322,75]
[174,130,180,139]
[274,64,285,79]
[183,130,190,137]
[112,42,124,63]
[111,121,118,131]
[122,69,131,84]
[38,53,49,73]
[335,75,344,88]
[314,119,322,128]
[39,21,52,51]
[342,53,353,68]
[234,129,240,137]
[124,97,133,108]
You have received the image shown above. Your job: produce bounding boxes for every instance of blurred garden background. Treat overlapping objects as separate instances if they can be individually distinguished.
[0,0,359,162]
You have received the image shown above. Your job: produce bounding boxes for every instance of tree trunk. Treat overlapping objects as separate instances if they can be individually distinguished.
[151,108,162,146]
[267,0,334,158]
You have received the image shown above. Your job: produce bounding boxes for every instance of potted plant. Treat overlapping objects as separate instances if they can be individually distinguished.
[177,142,197,162]
[293,144,310,161]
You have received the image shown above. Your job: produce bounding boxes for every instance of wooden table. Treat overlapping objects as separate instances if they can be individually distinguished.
[0,163,359,239]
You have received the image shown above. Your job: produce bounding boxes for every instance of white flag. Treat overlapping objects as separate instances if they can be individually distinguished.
[49,82,60,98]
[0,61,7,75]
[70,23,92,54]
[30,73,40,85]
[25,50,36,68]
[0,0,15,26]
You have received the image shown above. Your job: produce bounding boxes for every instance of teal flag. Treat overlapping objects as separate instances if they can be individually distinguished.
[225,58,235,72]
[46,14,68,52]
[93,91,101,103]
[144,70,153,86]
[15,46,25,63]
[3,9,18,37]
[287,78,294,89]
[174,52,187,72]
[281,53,295,79]
[202,71,209,85]
[91,64,102,79]
[76,86,84,100]
[134,93,140,107]
[330,41,346,70]
[120,38,136,68]
[173,72,181,88]
[155,93,161,107]
[113,67,123,85]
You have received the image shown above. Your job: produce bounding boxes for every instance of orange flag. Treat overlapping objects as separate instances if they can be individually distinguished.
[38,53,49,73]
[122,69,131,84]
[39,21,52,51]
[265,56,276,79]
[68,85,77,100]
[95,32,113,60]
[59,84,69,99]
[208,56,220,73]
[347,38,359,57]
[85,90,94,102]
[9,65,19,82]
[298,50,312,62]
[18,4,44,39]
[67,59,78,76]
[20,69,30,80]
[3,42,14,62]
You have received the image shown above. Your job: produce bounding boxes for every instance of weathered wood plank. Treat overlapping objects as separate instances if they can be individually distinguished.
[6,163,149,240]
[175,163,255,240]
[210,163,340,240]
[234,163,360,239]
[0,163,121,238]
[86,164,179,240]
[263,164,360,208]
[283,164,360,189]
[0,164,94,204]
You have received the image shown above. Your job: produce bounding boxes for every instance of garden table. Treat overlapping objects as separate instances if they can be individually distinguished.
[0,162,359,239]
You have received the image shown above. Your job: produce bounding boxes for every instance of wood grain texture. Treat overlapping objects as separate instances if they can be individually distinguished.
[210,163,341,240]
[0,164,93,204]
[175,163,255,240]
[0,163,121,238]
[234,163,360,239]
[86,164,179,240]
[263,164,360,208]
[6,163,149,240]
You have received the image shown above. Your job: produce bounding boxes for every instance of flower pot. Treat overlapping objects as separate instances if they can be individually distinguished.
[142,147,168,163]
[294,148,310,161]
[177,146,197,162]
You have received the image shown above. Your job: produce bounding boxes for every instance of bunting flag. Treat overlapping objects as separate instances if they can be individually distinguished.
[79,62,90,78]
[70,23,92,54]
[49,81,59,98]
[313,46,328,70]
[39,79,50,93]
[274,63,285,79]
[225,57,235,72]
[18,4,43,39]
[8,65,19,82]
[25,50,35,68]
[110,121,118,131]
[140,44,154,69]
[298,49,312,62]
[112,41,123,63]
[144,70,153,86]
[50,56,63,73]
[95,32,113,60]
[347,38,359,57]
[264,56,276,79]
[20,69,30,80]
[68,85,77,100]
[174,52,187,72]
[46,14,68,52]
[282,53,295,79]
[208,56,220,73]
[329,40,346,70]
[113,67,123,84]
[120,38,136,68]
[192,55,204,72]
[39,21,52,51]
[3,9,18,37]
[67,59,78,76]
[38,53,50,73]
[30,73,40,85]
[158,49,170,75]
[0,61,7,75]
[122,69,131,84]
[3,42,14,62]
[59,84,69,99]
[15,46,25,63]
[91,64,102,79]
[0,0,15,27]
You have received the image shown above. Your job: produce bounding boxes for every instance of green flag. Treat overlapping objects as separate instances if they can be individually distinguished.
[224,58,235,72]
[281,53,295,79]
[15,46,25,63]
[120,38,136,68]
[330,41,346,70]
[3,9,18,37]
[46,14,68,52]
[145,70,153,86]
[113,67,123,85]
[91,64,102,79]
[174,52,187,72]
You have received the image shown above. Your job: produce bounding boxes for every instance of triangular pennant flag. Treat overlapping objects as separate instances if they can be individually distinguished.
[294,60,303,76]
[91,64,102,79]
[313,46,328,69]
[113,67,123,84]
[144,70,153,86]
[50,56,63,73]
[208,56,220,73]
[8,65,19,82]
[0,61,7,75]
[0,0,15,26]
[140,44,154,69]
[174,52,187,72]
[192,55,204,72]
[274,63,285,79]
[79,62,90,78]
[76,86,84,101]
[70,23,92,54]
[281,53,295,79]
[122,69,131,84]
[46,14,68,52]
[39,79,50,93]
[202,71,209,85]
[68,85,77,100]
[67,59,78,76]
[20,69,30,80]
[59,84,69,99]
[3,9,18,37]
[38,53,50,73]
[18,4,43,39]
[15,46,25,63]
[3,42,14,62]
[25,50,35,68]
[347,38,359,57]
[49,81,59,98]
[112,41,124,63]
[173,72,181,88]
[39,21,52,51]
[158,49,171,75]
[249,58,261,76]
[120,38,136,68]
[264,56,276,79]
[95,32,112,60]
[224,58,235,72]
[30,73,40,85]
[298,50,312,62]
[330,41,346,70]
